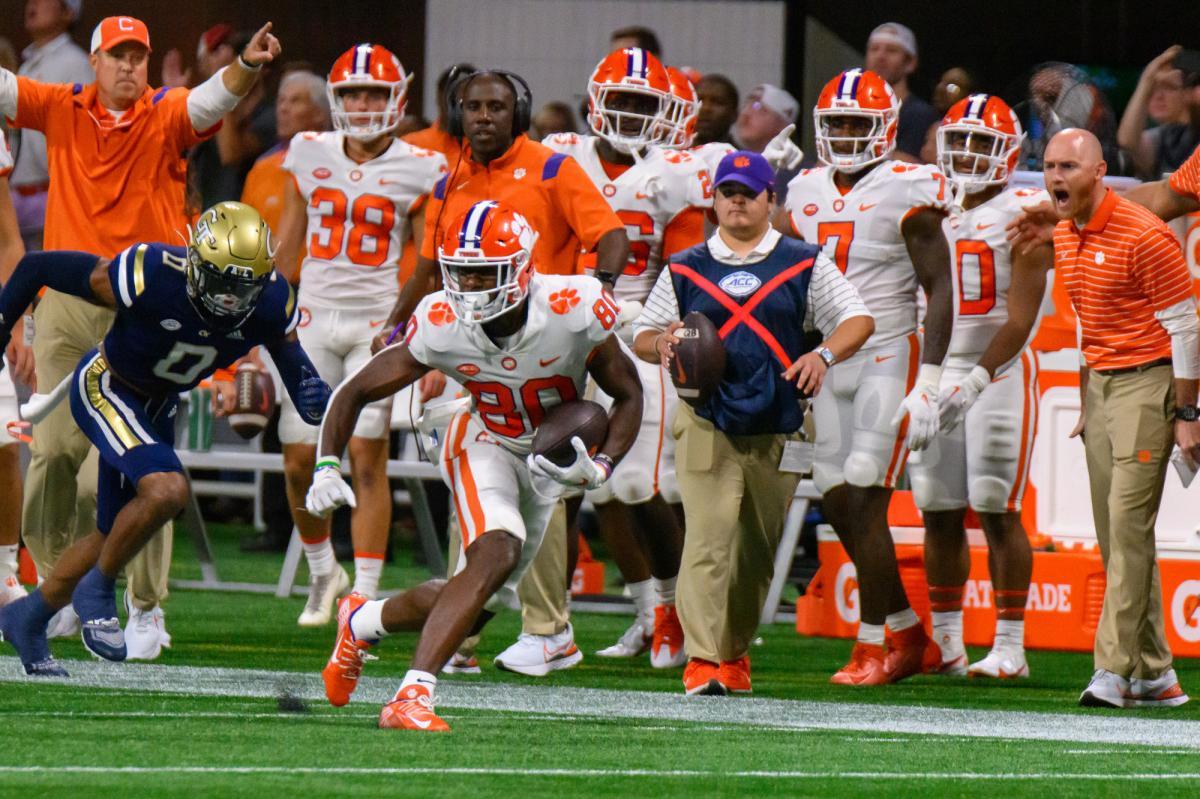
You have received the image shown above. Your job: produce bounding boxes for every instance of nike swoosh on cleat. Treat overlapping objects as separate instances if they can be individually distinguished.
[539,356,561,367]
[410,715,432,729]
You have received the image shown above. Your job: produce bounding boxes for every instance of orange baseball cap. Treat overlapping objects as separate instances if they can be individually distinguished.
[90,16,152,54]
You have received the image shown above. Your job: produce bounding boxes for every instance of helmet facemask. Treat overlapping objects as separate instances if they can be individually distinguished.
[814,108,895,172]
[589,85,667,154]
[328,77,411,140]
[186,250,269,332]
[937,125,1020,195]
[439,232,537,325]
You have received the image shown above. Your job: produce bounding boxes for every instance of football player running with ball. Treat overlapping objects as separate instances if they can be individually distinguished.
[273,44,447,627]
[310,201,642,732]
[909,95,1053,678]
[0,202,331,675]
[783,69,954,685]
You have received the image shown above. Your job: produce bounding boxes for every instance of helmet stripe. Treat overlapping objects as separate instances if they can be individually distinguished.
[459,201,497,249]
[965,93,988,120]
[626,48,647,79]
[839,68,862,101]
[354,44,372,76]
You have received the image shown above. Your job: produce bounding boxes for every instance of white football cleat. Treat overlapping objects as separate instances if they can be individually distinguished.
[298,565,350,627]
[1129,668,1190,708]
[596,616,653,658]
[0,574,28,608]
[45,603,80,639]
[968,649,1029,679]
[1079,669,1131,708]
[494,623,583,677]
[441,652,482,674]
[124,593,172,661]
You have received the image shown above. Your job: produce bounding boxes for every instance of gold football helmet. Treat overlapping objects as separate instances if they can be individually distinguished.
[186,201,275,330]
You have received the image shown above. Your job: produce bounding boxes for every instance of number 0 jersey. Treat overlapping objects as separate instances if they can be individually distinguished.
[404,274,616,456]
[785,160,949,348]
[944,187,1050,368]
[542,133,711,304]
[103,243,299,396]
[284,131,447,309]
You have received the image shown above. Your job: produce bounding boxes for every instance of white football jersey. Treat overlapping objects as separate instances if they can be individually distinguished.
[404,274,616,456]
[542,133,713,303]
[688,141,735,175]
[786,160,949,348]
[0,128,12,173]
[944,187,1050,367]
[284,131,447,309]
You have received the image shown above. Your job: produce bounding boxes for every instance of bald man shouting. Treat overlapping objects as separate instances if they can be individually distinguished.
[1043,129,1198,709]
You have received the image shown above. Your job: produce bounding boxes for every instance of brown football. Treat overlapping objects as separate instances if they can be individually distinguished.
[531,400,609,467]
[228,362,275,439]
[669,311,725,407]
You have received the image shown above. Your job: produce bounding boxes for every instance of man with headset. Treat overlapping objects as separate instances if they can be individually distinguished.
[372,69,627,676]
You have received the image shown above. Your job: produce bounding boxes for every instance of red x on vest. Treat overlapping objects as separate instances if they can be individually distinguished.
[669,259,814,369]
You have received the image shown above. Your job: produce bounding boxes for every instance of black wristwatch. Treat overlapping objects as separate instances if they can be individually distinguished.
[1175,405,1200,422]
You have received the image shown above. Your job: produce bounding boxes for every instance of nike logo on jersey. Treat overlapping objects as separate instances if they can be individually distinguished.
[859,202,878,211]
[369,319,386,328]
[539,356,562,367]
[456,181,469,191]
[874,355,895,363]
[635,192,651,200]
[976,223,995,231]
[379,178,400,186]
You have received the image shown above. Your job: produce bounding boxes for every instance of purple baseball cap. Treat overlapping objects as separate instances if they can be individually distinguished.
[714,150,774,195]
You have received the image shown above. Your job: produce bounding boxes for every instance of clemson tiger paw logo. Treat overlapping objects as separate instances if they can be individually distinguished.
[548,289,581,315]
[427,301,457,326]
[733,155,751,168]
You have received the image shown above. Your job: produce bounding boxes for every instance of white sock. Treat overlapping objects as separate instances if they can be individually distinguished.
[302,537,335,578]
[0,544,18,576]
[353,555,383,599]
[400,668,438,693]
[886,608,919,632]
[348,598,389,641]
[994,619,1025,653]
[627,579,654,620]
[653,575,677,607]
[931,610,965,659]
[857,622,885,646]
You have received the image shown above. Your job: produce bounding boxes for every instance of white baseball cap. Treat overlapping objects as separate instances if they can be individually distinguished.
[867,22,917,58]
[748,84,799,124]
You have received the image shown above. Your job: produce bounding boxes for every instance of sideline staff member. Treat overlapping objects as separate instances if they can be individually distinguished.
[1044,129,1198,709]
[633,151,874,696]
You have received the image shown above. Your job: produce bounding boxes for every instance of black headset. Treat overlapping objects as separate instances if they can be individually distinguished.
[445,67,533,139]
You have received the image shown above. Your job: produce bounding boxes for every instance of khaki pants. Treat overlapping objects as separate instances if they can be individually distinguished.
[674,404,799,663]
[1083,365,1175,679]
[24,291,172,609]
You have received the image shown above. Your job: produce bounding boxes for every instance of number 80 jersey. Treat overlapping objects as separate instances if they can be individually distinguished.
[285,131,447,309]
[404,274,618,457]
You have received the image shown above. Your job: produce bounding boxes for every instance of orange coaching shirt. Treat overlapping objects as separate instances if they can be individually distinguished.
[402,124,463,169]
[1169,143,1200,201]
[1054,188,1193,371]
[9,77,217,256]
[420,134,621,275]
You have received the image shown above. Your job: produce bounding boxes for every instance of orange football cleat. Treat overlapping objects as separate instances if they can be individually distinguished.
[683,657,727,696]
[322,593,374,707]
[719,656,752,694]
[830,642,888,686]
[378,684,450,732]
[884,623,932,683]
[651,605,687,669]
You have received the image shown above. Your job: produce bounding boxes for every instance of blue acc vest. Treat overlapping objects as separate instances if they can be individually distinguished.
[669,237,820,436]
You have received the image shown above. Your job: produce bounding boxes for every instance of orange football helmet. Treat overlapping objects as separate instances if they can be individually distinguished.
[937,94,1023,193]
[327,43,412,139]
[587,47,673,153]
[660,66,700,149]
[438,201,538,324]
[813,68,899,171]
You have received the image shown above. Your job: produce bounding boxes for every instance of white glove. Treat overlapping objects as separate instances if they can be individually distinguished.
[616,299,643,331]
[305,458,357,518]
[527,436,612,490]
[937,365,991,433]
[890,364,942,451]
[762,124,804,171]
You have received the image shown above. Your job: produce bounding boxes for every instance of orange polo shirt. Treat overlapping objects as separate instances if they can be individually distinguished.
[421,134,621,276]
[1169,143,1200,201]
[240,142,289,234]
[9,77,216,256]
[402,124,463,167]
[1054,189,1193,371]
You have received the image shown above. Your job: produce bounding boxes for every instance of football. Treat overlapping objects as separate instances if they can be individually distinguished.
[531,400,609,467]
[228,362,275,440]
[669,311,725,407]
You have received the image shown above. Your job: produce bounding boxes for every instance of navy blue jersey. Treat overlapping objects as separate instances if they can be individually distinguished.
[103,243,299,397]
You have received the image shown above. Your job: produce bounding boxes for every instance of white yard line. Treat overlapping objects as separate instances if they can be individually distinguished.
[3,657,1199,750]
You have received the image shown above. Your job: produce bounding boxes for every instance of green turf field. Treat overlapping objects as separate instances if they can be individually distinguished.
[2,524,1199,797]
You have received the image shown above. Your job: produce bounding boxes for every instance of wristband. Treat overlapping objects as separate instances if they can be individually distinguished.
[916,363,942,391]
[592,453,615,481]
[314,456,341,473]
[595,271,617,287]
[238,54,263,72]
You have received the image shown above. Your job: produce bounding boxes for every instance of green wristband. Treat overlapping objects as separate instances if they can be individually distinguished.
[314,456,341,473]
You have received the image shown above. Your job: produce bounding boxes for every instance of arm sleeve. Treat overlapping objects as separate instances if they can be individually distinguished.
[186,67,241,133]
[1131,224,1193,311]
[1154,297,1200,380]
[806,251,872,335]
[552,156,623,250]
[0,251,98,333]
[633,267,680,337]
[661,208,706,262]
[1168,144,1200,201]
[267,336,326,424]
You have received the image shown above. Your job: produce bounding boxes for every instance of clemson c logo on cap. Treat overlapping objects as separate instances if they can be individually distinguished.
[734,156,750,168]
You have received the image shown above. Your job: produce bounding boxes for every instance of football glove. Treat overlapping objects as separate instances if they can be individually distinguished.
[306,458,357,518]
[527,436,612,490]
[938,365,991,433]
[762,124,804,171]
[890,364,942,451]
[297,366,332,425]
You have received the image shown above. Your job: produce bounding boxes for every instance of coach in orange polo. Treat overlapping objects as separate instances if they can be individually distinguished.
[0,15,280,656]
[1044,129,1200,709]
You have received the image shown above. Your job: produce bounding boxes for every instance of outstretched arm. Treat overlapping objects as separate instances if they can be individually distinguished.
[0,252,113,353]
[265,332,331,426]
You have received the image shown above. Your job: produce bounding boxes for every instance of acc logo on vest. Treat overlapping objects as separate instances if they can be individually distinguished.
[1172,580,1200,643]
[718,270,762,298]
